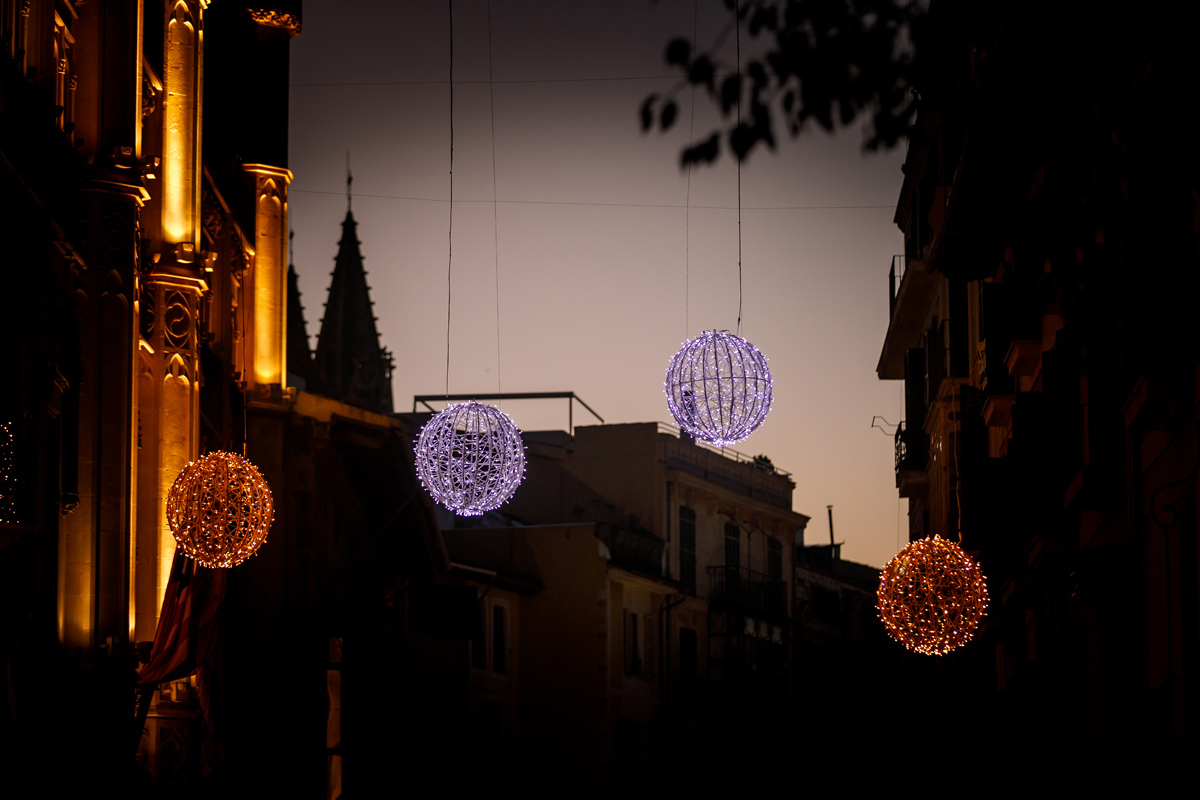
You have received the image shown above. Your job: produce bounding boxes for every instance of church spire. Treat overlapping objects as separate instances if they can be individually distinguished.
[286,229,315,388]
[313,196,394,414]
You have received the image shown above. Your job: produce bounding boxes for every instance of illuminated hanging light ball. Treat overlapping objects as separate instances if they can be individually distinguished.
[166,451,275,568]
[0,421,16,524]
[414,401,526,517]
[664,330,772,446]
[876,535,989,656]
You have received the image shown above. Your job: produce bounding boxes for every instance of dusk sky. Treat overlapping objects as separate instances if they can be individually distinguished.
[288,0,908,568]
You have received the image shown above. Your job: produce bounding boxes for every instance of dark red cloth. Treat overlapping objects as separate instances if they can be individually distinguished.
[137,550,226,686]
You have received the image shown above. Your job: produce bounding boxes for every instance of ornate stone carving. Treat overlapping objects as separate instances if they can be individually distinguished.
[141,286,157,341]
[164,291,192,350]
[230,245,247,276]
[201,184,224,242]
[142,72,157,118]
[246,8,302,37]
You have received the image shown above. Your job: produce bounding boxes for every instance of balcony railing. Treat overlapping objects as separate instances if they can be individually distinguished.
[895,421,927,473]
[888,254,907,319]
[656,422,791,478]
[706,566,787,618]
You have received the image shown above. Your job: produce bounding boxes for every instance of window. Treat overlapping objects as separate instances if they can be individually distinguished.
[679,628,697,687]
[470,595,509,677]
[643,614,657,681]
[624,609,658,679]
[678,506,696,589]
[767,537,782,582]
[492,604,508,676]
[724,523,740,570]
[471,601,486,670]
[624,610,641,674]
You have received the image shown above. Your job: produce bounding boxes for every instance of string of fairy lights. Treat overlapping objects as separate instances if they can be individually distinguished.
[0,421,17,525]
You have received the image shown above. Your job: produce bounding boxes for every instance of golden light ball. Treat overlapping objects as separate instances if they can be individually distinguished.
[876,535,989,656]
[166,451,274,568]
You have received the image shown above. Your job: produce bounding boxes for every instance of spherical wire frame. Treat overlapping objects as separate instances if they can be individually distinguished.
[664,330,773,447]
[415,401,526,517]
[876,535,989,656]
[166,451,275,569]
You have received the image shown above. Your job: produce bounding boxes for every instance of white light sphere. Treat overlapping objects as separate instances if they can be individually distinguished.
[664,330,773,446]
[414,401,526,516]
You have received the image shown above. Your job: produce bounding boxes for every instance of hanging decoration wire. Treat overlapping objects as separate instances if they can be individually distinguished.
[415,0,526,516]
[663,0,773,445]
[877,385,989,654]
[164,203,275,568]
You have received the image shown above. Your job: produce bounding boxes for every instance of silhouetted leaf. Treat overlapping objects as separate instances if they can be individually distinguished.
[661,101,678,130]
[666,38,691,67]
[640,95,657,131]
[748,61,768,90]
[730,124,754,160]
[682,133,720,166]
[649,0,924,164]
[720,75,741,114]
[688,56,715,89]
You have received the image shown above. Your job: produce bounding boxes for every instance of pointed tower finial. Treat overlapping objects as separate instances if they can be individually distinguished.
[346,151,353,212]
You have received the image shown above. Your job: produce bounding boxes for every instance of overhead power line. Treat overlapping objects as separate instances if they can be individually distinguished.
[289,188,892,211]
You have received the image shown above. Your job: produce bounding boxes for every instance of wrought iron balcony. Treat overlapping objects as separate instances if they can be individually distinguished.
[895,420,927,473]
[706,566,787,618]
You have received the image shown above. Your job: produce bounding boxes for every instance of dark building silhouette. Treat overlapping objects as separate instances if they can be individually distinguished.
[312,206,394,414]
[1,3,454,797]
[879,1,1200,790]
[286,237,316,388]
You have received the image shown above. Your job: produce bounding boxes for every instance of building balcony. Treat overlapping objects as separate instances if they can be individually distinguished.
[895,421,929,498]
[706,566,787,619]
[878,254,941,380]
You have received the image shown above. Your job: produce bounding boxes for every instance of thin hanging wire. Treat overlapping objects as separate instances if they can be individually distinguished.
[241,250,249,457]
[735,0,743,336]
[953,383,963,543]
[445,0,454,400]
[487,0,502,407]
[685,0,698,339]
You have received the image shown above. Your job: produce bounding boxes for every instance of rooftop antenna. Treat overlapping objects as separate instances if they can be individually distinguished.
[827,504,835,549]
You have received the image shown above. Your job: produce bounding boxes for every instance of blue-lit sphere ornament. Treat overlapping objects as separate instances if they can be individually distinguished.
[414,401,526,516]
[664,330,773,446]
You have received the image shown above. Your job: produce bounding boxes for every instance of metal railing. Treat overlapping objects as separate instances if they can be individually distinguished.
[895,421,927,473]
[706,565,787,617]
[655,422,792,479]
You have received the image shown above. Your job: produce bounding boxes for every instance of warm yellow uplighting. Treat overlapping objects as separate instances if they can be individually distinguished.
[244,165,292,387]
[163,2,198,244]
[167,451,274,568]
[877,535,988,656]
